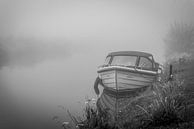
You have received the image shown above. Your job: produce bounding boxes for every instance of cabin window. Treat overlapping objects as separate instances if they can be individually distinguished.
[104,56,111,65]
[138,57,153,70]
[111,56,137,67]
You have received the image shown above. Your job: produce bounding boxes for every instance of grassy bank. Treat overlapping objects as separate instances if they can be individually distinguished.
[54,64,194,129]
[55,78,193,129]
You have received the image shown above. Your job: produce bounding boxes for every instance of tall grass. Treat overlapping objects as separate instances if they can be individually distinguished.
[138,78,193,129]
[53,98,117,129]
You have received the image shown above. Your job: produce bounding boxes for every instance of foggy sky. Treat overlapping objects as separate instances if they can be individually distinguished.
[0,0,194,129]
[1,0,194,65]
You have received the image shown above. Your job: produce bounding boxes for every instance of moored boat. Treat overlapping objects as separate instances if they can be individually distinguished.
[97,51,160,92]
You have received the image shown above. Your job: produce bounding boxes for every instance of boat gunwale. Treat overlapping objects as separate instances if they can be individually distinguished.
[98,66,157,76]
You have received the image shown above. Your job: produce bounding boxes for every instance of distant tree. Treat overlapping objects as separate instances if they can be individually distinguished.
[164,23,194,60]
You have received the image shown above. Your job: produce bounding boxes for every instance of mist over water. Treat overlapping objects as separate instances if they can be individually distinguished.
[0,0,194,129]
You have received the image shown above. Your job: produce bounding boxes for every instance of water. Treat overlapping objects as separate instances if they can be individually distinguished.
[0,55,98,129]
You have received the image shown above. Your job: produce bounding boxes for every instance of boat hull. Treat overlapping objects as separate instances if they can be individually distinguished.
[98,66,157,91]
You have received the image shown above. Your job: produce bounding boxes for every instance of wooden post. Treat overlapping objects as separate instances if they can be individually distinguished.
[169,64,173,81]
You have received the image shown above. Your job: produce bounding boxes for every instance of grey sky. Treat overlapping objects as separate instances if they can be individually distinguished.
[0,0,194,129]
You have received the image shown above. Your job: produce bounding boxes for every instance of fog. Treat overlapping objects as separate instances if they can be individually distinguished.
[0,0,194,129]
[164,23,194,60]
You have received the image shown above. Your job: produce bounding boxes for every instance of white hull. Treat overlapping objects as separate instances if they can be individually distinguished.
[98,66,157,91]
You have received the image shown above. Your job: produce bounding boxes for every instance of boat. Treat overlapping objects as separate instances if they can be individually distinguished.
[96,51,161,92]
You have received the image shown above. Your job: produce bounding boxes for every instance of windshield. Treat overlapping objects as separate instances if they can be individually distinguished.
[111,56,137,66]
